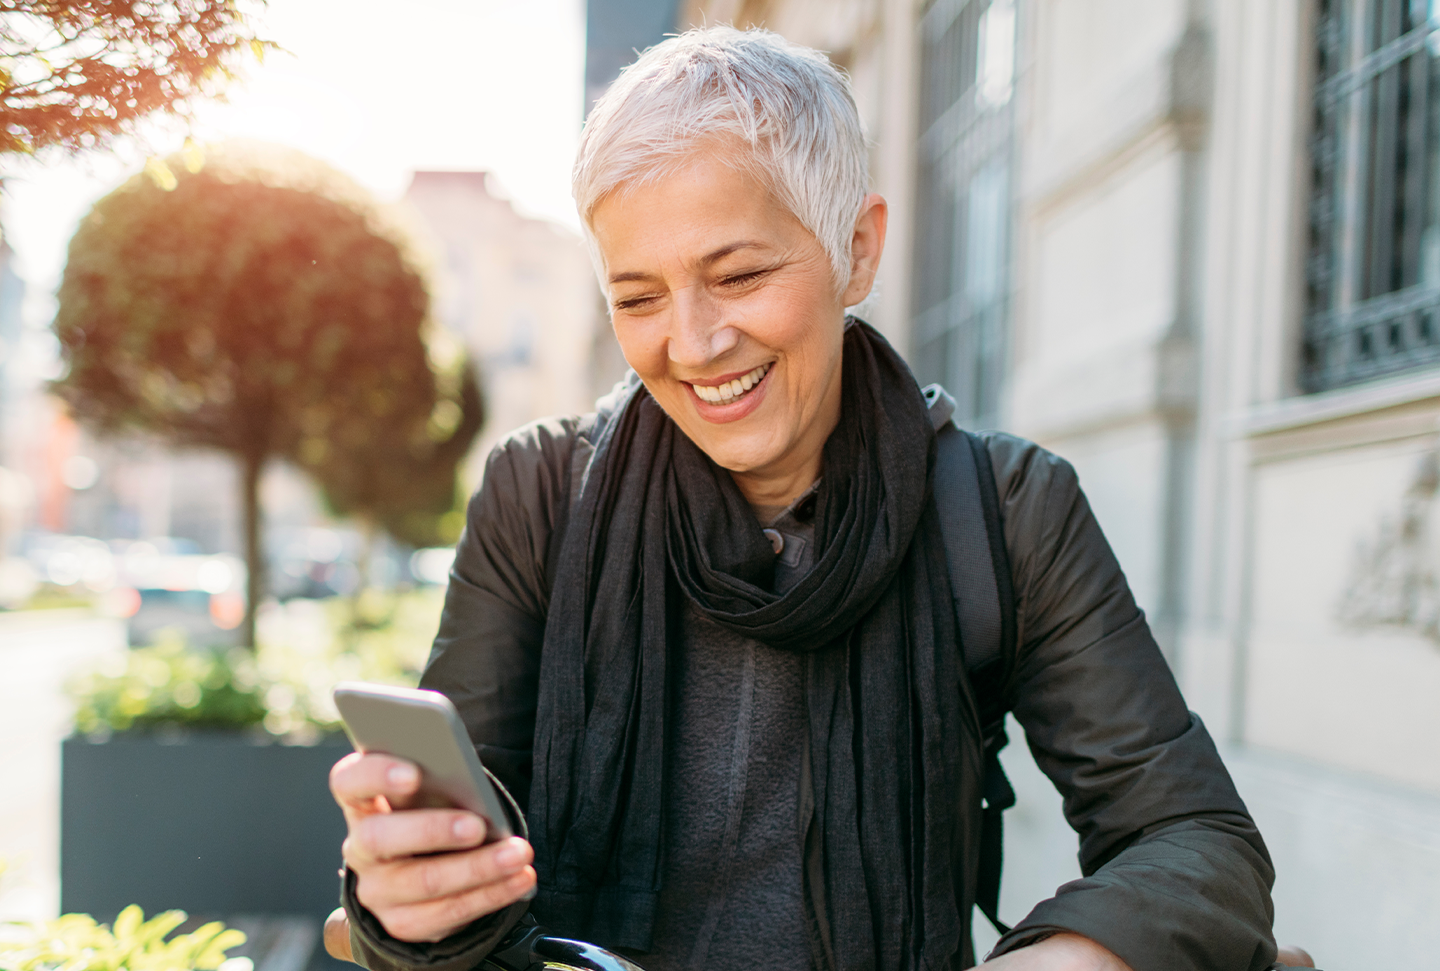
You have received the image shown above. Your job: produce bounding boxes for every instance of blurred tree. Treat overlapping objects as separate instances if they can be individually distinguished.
[314,355,484,552]
[311,355,483,638]
[0,0,274,156]
[52,142,482,649]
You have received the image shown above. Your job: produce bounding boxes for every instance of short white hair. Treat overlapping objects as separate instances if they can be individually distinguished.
[573,25,870,287]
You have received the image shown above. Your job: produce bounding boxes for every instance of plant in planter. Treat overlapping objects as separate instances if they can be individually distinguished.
[60,592,440,926]
[69,641,268,738]
[0,903,249,971]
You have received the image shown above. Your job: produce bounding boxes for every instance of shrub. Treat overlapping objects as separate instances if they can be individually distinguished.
[68,589,442,740]
[0,904,248,971]
[69,642,267,736]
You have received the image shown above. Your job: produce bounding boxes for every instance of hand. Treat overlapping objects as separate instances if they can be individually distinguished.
[329,751,537,943]
[979,934,1134,971]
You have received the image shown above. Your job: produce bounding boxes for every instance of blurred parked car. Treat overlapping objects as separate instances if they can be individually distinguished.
[109,539,247,647]
[22,532,116,593]
[270,527,359,601]
[409,547,455,586]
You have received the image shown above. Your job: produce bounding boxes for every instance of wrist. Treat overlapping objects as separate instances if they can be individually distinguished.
[984,933,1134,971]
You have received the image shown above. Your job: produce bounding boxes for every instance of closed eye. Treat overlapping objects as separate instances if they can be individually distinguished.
[719,267,774,288]
[613,293,661,312]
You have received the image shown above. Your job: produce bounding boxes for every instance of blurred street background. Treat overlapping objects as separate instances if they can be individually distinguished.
[3,1,1440,969]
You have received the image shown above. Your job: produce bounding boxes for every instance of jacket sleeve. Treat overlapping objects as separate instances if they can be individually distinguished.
[980,434,1278,971]
[342,417,582,971]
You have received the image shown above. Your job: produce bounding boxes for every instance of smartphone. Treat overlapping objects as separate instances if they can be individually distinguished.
[332,681,514,841]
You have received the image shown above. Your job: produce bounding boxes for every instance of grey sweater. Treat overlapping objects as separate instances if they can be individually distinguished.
[639,494,818,971]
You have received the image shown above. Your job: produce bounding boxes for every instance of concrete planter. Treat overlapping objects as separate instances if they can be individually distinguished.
[61,732,351,922]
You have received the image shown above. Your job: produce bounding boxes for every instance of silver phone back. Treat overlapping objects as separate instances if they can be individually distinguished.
[333,682,514,839]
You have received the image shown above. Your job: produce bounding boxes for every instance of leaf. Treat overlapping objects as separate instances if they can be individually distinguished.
[134,910,186,948]
[143,158,177,191]
[181,139,205,174]
[192,928,246,969]
[112,906,143,942]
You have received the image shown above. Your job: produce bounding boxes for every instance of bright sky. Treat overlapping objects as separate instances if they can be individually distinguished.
[1,0,587,330]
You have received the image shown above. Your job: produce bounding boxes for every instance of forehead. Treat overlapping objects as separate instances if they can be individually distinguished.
[589,154,811,277]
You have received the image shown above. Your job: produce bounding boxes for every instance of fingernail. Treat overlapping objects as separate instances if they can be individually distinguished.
[387,764,417,787]
[521,883,537,901]
[495,839,526,868]
[453,815,482,841]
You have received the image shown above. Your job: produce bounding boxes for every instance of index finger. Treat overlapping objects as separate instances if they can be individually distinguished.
[330,751,421,815]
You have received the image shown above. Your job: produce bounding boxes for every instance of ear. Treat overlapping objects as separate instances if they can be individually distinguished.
[841,193,888,307]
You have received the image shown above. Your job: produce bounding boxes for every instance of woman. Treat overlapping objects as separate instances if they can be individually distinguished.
[330,26,1278,971]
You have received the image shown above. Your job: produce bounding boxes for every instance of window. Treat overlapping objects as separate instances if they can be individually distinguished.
[1305,0,1440,391]
[911,0,1018,429]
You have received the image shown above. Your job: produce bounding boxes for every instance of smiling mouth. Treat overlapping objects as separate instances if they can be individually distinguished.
[689,362,772,404]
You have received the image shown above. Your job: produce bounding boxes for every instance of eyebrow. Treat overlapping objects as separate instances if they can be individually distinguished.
[606,240,767,285]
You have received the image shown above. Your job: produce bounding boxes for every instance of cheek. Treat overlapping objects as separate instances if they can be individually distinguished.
[773,314,842,396]
[759,277,842,361]
[612,316,666,379]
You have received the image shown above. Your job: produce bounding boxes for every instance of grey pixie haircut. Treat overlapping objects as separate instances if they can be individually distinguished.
[573,26,870,286]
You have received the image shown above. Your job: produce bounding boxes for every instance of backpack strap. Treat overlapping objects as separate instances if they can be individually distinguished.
[924,384,1019,938]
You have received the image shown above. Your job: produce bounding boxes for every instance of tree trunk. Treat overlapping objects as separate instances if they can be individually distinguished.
[240,451,266,651]
[345,515,378,650]
[355,514,376,598]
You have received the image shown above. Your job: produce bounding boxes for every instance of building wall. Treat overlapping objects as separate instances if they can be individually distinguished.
[679,1,1440,965]
[402,172,616,468]
[1188,4,1440,960]
[587,0,684,108]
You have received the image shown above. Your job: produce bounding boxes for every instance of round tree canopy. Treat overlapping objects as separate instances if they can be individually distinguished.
[55,140,451,470]
[54,142,483,636]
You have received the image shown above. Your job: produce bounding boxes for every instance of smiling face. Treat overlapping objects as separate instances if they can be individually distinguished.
[590,151,885,507]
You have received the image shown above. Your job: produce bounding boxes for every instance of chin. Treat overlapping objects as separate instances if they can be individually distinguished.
[690,434,784,474]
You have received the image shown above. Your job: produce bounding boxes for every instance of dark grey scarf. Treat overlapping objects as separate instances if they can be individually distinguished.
[528,320,982,970]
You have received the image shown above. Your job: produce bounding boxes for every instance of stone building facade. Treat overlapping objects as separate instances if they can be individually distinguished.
[667,1,1440,965]
[402,171,620,473]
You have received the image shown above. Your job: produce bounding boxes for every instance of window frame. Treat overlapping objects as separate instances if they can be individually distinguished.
[909,0,1020,430]
[1304,0,1440,392]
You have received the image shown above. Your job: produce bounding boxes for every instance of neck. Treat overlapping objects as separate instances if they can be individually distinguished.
[731,461,822,511]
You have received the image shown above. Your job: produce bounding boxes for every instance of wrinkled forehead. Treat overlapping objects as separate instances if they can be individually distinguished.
[588,153,813,281]
[582,128,778,224]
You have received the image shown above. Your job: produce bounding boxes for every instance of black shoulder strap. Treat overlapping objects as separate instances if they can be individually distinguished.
[924,384,1018,939]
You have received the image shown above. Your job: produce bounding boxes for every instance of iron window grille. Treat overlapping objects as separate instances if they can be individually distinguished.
[1305,0,1440,391]
[911,0,1018,430]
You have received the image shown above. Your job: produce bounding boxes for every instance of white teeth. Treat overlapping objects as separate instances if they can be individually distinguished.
[692,363,770,404]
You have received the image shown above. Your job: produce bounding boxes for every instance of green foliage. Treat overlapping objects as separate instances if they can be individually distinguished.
[0,904,247,971]
[0,2,275,156]
[53,142,444,466]
[52,142,483,639]
[69,639,267,735]
[314,356,483,549]
[68,588,443,738]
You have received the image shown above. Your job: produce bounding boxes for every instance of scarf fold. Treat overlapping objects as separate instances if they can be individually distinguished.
[528,320,982,970]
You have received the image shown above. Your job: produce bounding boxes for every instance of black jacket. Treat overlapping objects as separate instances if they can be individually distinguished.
[344,415,1278,971]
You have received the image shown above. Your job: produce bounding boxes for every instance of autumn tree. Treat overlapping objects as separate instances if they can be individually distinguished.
[0,0,273,156]
[53,142,481,648]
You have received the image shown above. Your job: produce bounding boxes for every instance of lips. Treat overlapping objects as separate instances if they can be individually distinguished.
[689,362,772,404]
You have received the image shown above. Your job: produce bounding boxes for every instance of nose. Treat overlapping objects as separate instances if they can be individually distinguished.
[668,286,738,369]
